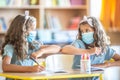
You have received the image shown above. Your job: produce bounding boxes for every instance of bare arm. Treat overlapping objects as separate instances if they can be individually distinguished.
[40,45,61,53]
[2,56,44,72]
[31,45,61,59]
[105,54,120,67]
[61,45,100,55]
[107,54,120,66]
[92,53,120,68]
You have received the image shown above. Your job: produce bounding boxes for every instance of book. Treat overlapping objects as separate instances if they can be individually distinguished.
[46,55,67,72]
[0,17,7,32]
[65,0,71,6]
[70,0,84,5]
[45,0,52,7]
[57,0,65,7]
[52,0,57,6]
[46,13,53,29]
[51,16,62,30]
[91,66,105,71]
[22,0,30,5]
[30,0,37,5]
[68,16,81,30]
[0,0,6,6]
[46,13,62,30]
[76,65,105,71]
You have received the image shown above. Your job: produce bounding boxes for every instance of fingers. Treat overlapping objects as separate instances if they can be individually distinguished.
[32,65,45,72]
[30,53,37,59]
[35,65,45,72]
[38,65,45,72]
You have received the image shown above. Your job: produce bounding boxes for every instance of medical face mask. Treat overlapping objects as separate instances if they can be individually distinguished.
[27,31,36,43]
[82,32,94,44]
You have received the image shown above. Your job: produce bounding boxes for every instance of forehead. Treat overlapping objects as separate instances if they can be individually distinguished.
[29,26,36,31]
[27,25,36,32]
[27,20,36,31]
[79,24,93,30]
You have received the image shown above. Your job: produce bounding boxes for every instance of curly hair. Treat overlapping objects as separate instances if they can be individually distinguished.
[1,15,36,60]
[77,16,110,53]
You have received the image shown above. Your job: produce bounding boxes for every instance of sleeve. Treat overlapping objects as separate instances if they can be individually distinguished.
[71,39,85,49]
[2,44,14,58]
[71,40,80,48]
[105,46,116,60]
[71,40,85,69]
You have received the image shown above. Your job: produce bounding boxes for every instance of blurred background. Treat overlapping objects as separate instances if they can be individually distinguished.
[0,0,120,79]
[0,0,120,48]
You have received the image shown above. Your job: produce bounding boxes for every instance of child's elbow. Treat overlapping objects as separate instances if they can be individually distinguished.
[2,64,8,72]
[61,45,71,54]
[60,48,66,54]
[51,45,61,52]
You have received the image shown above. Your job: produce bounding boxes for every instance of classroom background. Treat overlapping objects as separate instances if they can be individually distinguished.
[0,0,120,80]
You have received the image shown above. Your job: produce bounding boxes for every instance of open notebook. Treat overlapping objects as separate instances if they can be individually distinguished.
[91,66,105,71]
[77,65,105,71]
[45,55,69,73]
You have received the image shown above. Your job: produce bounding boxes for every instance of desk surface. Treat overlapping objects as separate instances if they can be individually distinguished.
[0,69,103,80]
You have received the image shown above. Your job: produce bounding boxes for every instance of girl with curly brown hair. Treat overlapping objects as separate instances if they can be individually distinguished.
[1,14,60,73]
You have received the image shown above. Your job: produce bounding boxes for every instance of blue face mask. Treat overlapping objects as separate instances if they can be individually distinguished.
[82,32,94,44]
[27,31,36,43]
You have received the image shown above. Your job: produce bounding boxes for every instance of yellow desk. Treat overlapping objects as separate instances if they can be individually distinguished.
[0,69,103,80]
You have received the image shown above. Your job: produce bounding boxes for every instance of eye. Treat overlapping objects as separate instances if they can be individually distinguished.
[81,30,83,33]
[86,29,91,32]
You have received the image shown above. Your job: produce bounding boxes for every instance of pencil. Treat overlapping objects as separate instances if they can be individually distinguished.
[30,57,40,65]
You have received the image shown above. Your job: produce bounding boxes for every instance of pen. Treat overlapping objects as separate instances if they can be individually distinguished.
[30,57,40,66]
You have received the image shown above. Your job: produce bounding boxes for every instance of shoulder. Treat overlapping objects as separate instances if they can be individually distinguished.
[4,44,14,51]
[106,46,116,54]
[71,39,85,48]
[3,44,14,58]
[104,46,116,60]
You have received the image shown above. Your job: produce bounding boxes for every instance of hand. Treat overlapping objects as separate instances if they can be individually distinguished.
[31,65,45,72]
[95,47,101,55]
[88,47,101,55]
[31,51,43,59]
[92,63,109,68]
[30,52,38,59]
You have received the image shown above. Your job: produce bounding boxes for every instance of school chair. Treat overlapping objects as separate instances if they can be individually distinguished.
[103,66,120,80]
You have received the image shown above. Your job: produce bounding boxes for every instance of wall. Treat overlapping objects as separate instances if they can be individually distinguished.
[107,32,120,45]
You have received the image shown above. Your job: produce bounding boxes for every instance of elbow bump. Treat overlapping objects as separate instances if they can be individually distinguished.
[52,45,61,50]
[60,49,67,54]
